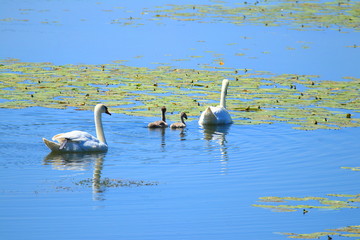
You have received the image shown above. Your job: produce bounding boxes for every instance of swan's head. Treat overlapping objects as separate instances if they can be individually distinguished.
[95,104,111,115]
[181,112,188,120]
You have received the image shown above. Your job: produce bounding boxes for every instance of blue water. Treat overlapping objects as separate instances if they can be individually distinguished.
[1,0,360,239]
[0,107,359,240]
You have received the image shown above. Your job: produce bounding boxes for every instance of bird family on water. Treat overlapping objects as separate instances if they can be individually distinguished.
[43,79,232,153]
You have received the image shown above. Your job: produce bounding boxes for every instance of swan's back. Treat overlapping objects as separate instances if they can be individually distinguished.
[170,122,186,128]
[148,121,168,128]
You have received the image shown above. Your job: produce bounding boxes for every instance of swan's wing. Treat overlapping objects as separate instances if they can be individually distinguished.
[52,131,95,142]
[59,138,68,150]
[50,131,106,152]
[211,106,232,124]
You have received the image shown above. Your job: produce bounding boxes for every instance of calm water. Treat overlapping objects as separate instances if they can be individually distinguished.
[1,0,360,239]
[0,107,359,240]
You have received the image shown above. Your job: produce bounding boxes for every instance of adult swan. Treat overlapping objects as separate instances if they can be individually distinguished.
[198,79,232,125]
[43,104,111,152]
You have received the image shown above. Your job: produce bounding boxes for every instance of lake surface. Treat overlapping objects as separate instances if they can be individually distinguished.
[0,107,359,240]
[1,0,360,239]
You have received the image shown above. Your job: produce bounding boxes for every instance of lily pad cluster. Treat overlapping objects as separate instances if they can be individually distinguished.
[118,0,360,31]
[253,194,360,238]
[253,194,360,212]
[3,0,359,32]
[0,58,359,130]
[283,225,360,239]
[342,166,360,171]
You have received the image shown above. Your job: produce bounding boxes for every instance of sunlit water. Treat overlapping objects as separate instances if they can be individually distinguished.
[0,107,359,240]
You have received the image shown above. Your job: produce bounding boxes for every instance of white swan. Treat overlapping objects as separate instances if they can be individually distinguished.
[198,79,232,125]
[43,104,111,152]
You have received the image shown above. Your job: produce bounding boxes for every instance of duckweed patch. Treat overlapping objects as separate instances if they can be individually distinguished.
[1,59,359,130]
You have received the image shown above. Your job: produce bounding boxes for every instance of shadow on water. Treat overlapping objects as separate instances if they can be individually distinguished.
[43,152,106,200]
[200,124,231,173]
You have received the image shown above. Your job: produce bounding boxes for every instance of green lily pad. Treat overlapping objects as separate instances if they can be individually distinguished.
[253,194,359,212]
[1,59,359,129]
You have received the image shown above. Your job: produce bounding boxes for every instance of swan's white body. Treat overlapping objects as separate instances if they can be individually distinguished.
[43,104,111,152]
[199,79,232,125]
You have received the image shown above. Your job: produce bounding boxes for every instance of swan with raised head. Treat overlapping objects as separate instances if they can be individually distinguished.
[198,79,232,125]
[170,112,188,128]
[43,104,111,152]
[148,106,168,128]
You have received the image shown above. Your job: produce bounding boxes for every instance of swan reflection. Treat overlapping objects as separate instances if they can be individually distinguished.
[148,127,166,151]
[43,152,106,200]
[170,128,187,141]
[43,152,106,171]
[201,124,230,145]
[200,124,231,173]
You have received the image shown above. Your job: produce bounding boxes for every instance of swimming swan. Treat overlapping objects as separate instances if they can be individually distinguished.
[170,112,188,128]
[148,106,168,128]
[43,104,111,152]
[198,79,232,125]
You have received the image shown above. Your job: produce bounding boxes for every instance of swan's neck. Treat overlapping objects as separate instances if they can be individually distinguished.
[161,110,166,122]
[181,115,186,124]
[219,79,229,108]
[95,110,106,144]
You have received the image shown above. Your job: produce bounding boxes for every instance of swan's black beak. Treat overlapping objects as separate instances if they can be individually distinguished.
[105,107,111,115]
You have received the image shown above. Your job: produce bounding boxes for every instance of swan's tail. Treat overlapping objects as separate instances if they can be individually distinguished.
[43,138,61,152]
[198,107,217,125]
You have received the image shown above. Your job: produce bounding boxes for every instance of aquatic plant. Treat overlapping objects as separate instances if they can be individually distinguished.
[282,225,360,239]
[342,166,360,171]
[3,1,359,32]
[0,59,359,130]
[75,177,159,188]
[253,194,359,212]
[116,0,360,32]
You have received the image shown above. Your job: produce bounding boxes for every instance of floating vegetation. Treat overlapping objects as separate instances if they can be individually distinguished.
[282,225,360,239]
[135,0,360,32]
[0,58,359,130]
[255,194,360,238]
[253,194,359,212]
[4,0,360,32]
[75,177,159,188]
[342,166,360,171]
